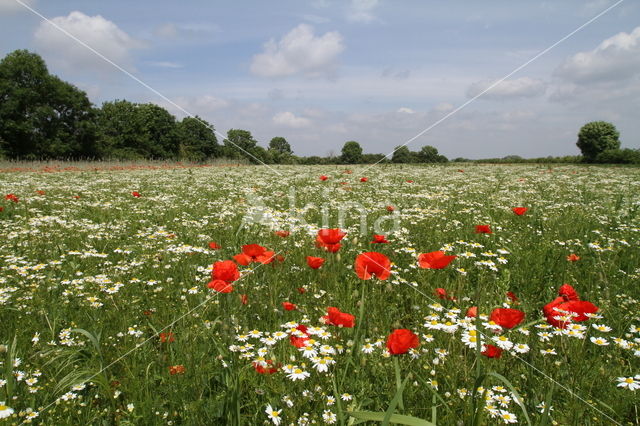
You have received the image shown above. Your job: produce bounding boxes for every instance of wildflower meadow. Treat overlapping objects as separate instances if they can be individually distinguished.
[1,163,639,425]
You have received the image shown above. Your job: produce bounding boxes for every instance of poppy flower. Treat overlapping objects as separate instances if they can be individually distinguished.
[360,177,368,182]
[558,283,579,301]
[240,294,248,305]
[290,324,310,348]
[132,191,141,198]
[208,241,221,250]
[297,287,306,294]
[465,306,478,317]
[475,225,492,234]
[306,256,325,269]
[386,329,419,355]
[319,175,329,181]
[5,194,19,203]
[418,251,457,269]
[489,308,525,329]
[234,244,275,265]
[544,299,598,328]
[323,307,355,328]
[354,252,391,280]
[566,254,580,262]
[512,207,527,216]
[211,260,240,282]
[386,205,395,212]
[169,365,186,375]
[316,229,346,252]
[457,169,464,173]
[36,190,45,195]
[275,230,290,238]
[481,345,502,358]
[282,301,297,311]
[506,291,518,303]
[0,207,3,212]
[371,234,389,244]
[207,279,233,293]
[435,288,455,300]
[159,332,175,343]
[406,180,414,183]
[254,360,279,374]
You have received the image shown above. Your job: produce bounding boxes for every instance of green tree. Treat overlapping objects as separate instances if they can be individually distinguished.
[0,49,97,159]
[576,121,620,162]
[96,100,180,159]
[391,145,412,163]
[268,136,292,154]
[595,148,640,164]
[177,116,218,161]
[340,141,363,164]
[223,129,266,164]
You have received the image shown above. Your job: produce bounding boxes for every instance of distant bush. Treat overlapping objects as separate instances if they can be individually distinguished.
[595,148,640,164]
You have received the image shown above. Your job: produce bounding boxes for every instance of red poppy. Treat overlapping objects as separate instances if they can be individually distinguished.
[316,229,346,252]
[371,234,389,244]
[240,294,248,305]
[290,324,310,348]
[489,308,525,329]
[386,329,419,355]
[360,177,368,182]
[566,254,580,262]
[417,251,457,269]
[253,360,279,374]
[481,345,502,358]
[543,284,598,328]
[406,180,414,183]
[475,225,492,234]
[320,175,329,181]
[5,194,19,203]
[458,169,464,173]
[506,291,519,303]
[435,288,455,300]
[323,307,355,328]
[306,256,325,269]
[169,365,186,375]
[386,205,395,212]
[282,301,297,311]
[465,306,478,317]
[208,241,221,250]
[234,244,275,265]
[132,191,141,198]
[558,283,579,301]
[207,279,234,293]
[297,287,306,294]
[354,252,391,280]
[211,260,240,282]
[512,207,527,216]
[36,190,45,195]
[73,195,81,199]
[275,230,290,238]
[159,332,175,343]
[0,207,3,212]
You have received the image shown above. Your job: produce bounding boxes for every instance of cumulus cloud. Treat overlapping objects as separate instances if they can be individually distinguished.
[347,0,379,23]
[33,11,145,73]
[466,77,547,100]
[251,24,344,78]
[272,111,312,128]
[0,0,35,13]
[554,26,640,84]
[397,107,415,114]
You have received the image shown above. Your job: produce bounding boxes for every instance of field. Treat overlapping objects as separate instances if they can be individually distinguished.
[1,163,639,425]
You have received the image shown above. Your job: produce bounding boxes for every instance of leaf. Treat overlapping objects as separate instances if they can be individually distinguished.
[347,411,435,426]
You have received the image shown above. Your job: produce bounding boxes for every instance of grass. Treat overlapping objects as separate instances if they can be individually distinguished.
[0,163,639,425]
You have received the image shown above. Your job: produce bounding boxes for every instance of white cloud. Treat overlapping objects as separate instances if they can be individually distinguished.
[347,0,379,23]
[0,0,34,13]
[554,26,640,84]
[250,24,344,78]
[33,11,144,73]
[154,23,178,38]
[466,77,547,100]
[147,61,183,69]
[397,107,415,114]
[272,111,312,128]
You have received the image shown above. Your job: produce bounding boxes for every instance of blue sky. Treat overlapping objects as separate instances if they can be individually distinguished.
[1,0,639,158]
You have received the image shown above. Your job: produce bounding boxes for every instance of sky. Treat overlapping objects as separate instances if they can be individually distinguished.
[1,0,639,159]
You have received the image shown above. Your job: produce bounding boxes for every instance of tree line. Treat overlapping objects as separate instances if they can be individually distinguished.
[1,50,638,164]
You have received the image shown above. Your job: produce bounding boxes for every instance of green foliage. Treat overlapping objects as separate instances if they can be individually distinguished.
[223,129,267,164]
[177,116,219,161]
[391,146,412,163]
[0,50,97,159]
[268,136,293,155]
[576,121,621,162]
[341,141,363,164]
[595,148,640,164]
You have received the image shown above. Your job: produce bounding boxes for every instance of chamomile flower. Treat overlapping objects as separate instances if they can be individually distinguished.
[265,404,282,425]
[616,376,640,391]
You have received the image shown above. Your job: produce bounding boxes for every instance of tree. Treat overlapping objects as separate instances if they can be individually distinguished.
[341,141,362,164]
[96,100,180,159]
[391,145,412,163]
[177,116,218,161]
[223,129,266,164]
[0,49,97,159]
[595,148,640,164]
[269,136,292,154]
[576,121,620,162]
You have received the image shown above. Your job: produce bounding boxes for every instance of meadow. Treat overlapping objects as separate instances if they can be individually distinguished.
[0,163,639,425]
